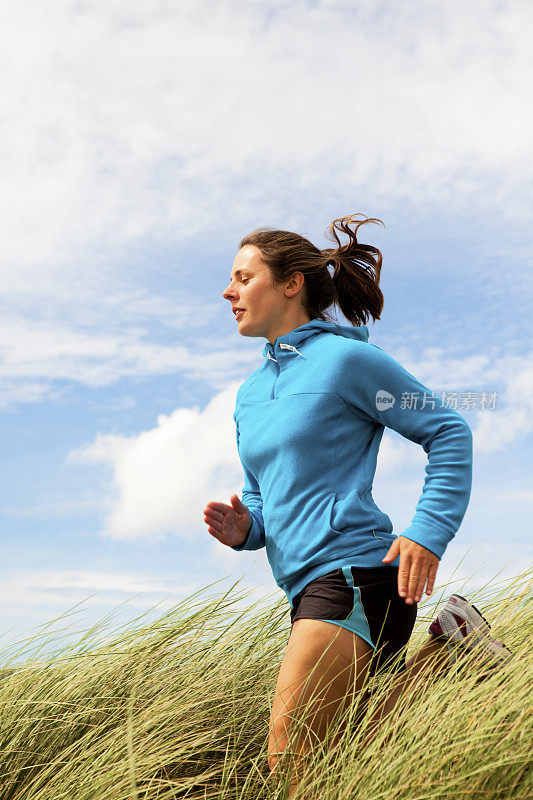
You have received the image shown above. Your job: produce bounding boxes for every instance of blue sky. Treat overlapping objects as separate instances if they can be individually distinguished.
[1,0,532,663]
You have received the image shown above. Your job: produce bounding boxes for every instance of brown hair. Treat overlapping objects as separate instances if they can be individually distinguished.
[238,213,385,327]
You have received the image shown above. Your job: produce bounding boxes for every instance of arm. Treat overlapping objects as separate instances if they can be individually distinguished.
[231,419,266,551]
[337,342,473,560]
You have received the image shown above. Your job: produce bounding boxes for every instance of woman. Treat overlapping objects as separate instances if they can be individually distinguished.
[204,213,511,797]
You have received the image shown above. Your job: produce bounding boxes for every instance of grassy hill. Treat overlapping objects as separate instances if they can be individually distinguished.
[0,567,531,799]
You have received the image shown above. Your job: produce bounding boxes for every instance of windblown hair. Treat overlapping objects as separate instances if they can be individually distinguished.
[239,213,385,327]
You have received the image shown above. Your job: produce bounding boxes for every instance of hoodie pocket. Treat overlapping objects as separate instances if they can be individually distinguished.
[329,492,347,533]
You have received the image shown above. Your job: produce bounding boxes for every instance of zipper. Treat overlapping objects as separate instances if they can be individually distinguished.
[266,342,302,398]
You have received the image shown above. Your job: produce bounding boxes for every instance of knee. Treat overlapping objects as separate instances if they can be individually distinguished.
[267,743,294,777]
[267,715,304,775]
[267,750,280,774]
[267,718,288,773]
[267,745,307,784]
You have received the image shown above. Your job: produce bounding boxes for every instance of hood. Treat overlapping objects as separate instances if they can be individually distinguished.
[262,317,369,360]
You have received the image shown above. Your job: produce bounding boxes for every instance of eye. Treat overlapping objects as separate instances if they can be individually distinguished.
[241,278,249,284]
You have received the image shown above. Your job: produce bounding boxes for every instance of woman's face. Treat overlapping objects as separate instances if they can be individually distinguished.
[222,245,290,341]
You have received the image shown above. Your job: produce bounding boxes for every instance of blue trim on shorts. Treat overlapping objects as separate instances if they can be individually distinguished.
[318,565,376,650]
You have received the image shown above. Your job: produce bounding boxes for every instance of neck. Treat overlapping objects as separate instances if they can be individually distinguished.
[266,311,313,345]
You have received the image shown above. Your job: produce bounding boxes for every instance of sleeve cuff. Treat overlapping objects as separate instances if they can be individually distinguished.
[230,512,263,551]
[399,520,453,560]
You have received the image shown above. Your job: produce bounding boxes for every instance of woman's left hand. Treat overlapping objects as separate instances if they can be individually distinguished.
[382,536,439,604]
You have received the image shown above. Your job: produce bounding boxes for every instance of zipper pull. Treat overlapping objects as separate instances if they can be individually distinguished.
[279,343,304,356]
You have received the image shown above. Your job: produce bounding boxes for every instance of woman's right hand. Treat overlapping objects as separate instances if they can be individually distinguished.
[203,494,251,548]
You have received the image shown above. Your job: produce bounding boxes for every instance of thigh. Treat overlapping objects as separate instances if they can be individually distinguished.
[289,565,417,678]
[268,618,374,761]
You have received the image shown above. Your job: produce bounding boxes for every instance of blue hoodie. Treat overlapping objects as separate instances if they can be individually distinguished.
[231,318,473,609]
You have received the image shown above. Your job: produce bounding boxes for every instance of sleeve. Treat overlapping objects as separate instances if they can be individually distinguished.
[230,416,266,551]
[337,342,473,560]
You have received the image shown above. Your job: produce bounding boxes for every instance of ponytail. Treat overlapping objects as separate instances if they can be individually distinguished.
[321,213,385,326]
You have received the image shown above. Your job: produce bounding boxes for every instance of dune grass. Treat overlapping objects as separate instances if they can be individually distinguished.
[0,565,531,800]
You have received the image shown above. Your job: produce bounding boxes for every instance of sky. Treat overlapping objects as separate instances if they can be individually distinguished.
[1,0,532,664]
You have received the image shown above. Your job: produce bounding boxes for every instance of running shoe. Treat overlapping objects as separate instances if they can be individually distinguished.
[428,593,512,670]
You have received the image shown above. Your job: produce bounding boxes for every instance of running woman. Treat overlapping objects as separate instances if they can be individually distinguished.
[203,213,511,797]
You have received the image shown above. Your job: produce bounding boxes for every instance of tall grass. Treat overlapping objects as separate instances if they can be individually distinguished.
[0,566,531,800]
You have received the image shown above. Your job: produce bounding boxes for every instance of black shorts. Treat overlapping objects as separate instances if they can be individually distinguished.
[290,565,418,677]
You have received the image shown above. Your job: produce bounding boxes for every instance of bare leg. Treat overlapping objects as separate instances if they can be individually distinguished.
[267,619,375,799]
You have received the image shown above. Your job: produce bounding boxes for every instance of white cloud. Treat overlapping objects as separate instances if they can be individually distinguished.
[0,309,256,408]
[376,431,426,474]
[1,0,531,291]
[4,569,187,599]
[2,491,103,519]
[470,364,533,451]
[1,0,531,409]
[66,381,243,540]
[494,489,533,504]
[0,316,189,390]
[0,379,61,410]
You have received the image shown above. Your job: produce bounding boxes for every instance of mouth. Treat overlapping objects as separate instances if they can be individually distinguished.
[233,308,245,320]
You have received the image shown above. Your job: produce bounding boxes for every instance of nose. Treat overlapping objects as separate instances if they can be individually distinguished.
[223,285,237,302]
